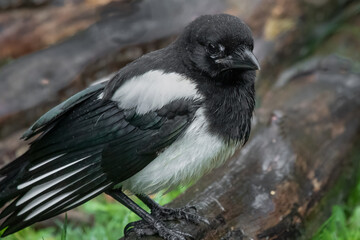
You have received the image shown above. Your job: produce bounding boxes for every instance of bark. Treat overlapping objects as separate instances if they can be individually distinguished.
[0,0,123,59]
[123,55,360,240]
[0,0,51,10]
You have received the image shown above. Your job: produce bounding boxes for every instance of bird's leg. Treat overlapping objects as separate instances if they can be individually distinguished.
[106,189,193,240]
[136,194,209,225]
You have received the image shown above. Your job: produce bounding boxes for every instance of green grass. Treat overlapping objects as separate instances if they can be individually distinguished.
[3,187,187,240]
[60,214,67,240]
[312,150,360,240]
[312,205,360,240]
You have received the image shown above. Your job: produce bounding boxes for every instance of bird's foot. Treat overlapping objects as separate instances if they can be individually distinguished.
[124,219,193,240]
[152,205,210,225]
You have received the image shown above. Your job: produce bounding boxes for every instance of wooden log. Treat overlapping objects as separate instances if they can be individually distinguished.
[0,0,117,59]
[123,55,360,239]
[0,0,51,10]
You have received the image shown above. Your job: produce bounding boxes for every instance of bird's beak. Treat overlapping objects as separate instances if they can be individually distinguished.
[216,49,260,71]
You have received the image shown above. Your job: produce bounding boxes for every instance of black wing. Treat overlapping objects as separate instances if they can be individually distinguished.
[0,88,201,236]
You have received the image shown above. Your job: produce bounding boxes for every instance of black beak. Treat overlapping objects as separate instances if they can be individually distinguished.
[216,49,260,71]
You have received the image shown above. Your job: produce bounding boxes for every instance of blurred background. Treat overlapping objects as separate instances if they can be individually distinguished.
[0,0,359,239]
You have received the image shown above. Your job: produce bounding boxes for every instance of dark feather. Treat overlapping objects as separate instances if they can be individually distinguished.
[0,92,200,236]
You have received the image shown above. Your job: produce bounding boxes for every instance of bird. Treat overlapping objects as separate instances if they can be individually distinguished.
[0,13,259,240]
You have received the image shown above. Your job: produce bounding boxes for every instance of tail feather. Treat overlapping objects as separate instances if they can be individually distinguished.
[22,148,101,181]
[0,160,101,220]
[1,176,112,237]
[0,151,113,237]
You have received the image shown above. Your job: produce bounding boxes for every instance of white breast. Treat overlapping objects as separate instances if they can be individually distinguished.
[111,70,201,114]
[120,108,240,194]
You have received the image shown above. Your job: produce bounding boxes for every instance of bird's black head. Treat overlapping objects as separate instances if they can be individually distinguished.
[177,14,260,80]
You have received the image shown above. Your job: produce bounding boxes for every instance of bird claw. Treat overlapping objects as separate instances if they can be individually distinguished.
[124,220,156,237]
[124,219,193,240]
[152,205,210,225]
[123,205,207,239]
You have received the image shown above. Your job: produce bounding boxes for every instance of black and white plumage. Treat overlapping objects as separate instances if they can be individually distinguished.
[0,14,259,239]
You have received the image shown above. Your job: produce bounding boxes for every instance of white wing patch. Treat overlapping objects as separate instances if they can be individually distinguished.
[17,155,92,190]
[22,174,110,220]
[17,165,90,206]
[29,154,65,171]
[121,108,240,194]
[111,70,202,114]
[24,191,75,220]
[18,187,66,215]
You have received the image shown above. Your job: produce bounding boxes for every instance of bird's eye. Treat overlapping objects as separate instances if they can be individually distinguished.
[207,43,225,57]
[207,43,217,54]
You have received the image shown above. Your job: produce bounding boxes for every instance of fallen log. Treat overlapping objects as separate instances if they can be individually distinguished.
[123,56,360,239]
[0,0,122,59]
[0,0,51,10]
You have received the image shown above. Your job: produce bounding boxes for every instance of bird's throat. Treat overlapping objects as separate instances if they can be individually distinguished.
[200,76,255,143]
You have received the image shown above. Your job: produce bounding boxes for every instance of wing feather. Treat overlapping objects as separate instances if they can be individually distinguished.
[21,83,105,140]
[0,90,201,237]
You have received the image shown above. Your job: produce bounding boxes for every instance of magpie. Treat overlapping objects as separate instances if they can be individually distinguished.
[0,14,259,239]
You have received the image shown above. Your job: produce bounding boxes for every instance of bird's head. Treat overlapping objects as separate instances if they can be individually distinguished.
[178,14,260,80]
